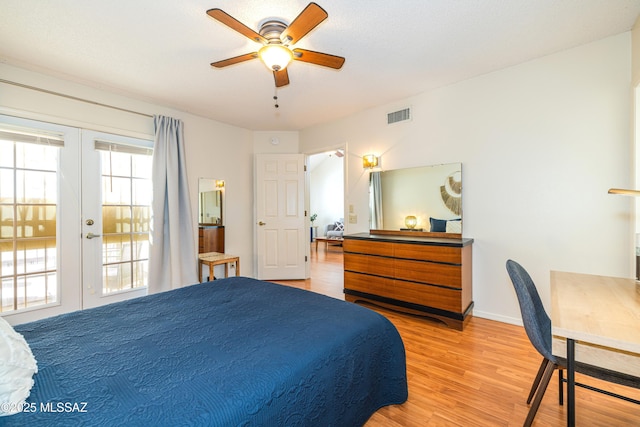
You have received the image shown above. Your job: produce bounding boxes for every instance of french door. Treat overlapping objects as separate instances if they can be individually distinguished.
[81,130,152,308]
[0,115,152,323]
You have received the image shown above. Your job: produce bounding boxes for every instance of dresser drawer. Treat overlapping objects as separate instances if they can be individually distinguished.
[391,279,462,312]
[345,271,394,294]
[393,243,461,264]
[394,259,462,288]
[345,271,462,312]
[343,239,393,256]
[344,253,394,277]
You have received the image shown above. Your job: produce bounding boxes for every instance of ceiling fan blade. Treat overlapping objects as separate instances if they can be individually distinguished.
[292,48,345,69]
[280,3,328,45]
[274,69,290,87]
[211,52,258,68]
[206,8,267,44]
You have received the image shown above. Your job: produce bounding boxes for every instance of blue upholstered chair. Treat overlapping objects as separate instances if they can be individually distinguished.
[506,259,563,426]
[506,259,640,427]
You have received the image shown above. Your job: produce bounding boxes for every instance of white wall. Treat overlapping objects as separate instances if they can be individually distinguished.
[300,33,634,325]
[253,131,299,153]
[0,62,255,278]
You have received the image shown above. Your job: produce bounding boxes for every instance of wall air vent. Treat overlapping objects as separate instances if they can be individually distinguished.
[387,107,412,125]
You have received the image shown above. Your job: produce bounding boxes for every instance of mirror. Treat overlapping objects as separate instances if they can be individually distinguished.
[370,162,462,233]
[199,178,224,225]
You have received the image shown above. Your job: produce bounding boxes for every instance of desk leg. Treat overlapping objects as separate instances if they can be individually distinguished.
[236,259,240,276]
[567,338,576,427]
[198,261,203,283]
[224,263,229,278]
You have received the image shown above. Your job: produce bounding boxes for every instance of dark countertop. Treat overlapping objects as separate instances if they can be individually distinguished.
[343,232,473,247]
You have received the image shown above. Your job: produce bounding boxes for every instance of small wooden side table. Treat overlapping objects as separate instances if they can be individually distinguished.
[198,252,240,282]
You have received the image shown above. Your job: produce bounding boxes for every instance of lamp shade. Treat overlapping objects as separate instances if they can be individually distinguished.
[259,44,293,71]
[405,216,417,229]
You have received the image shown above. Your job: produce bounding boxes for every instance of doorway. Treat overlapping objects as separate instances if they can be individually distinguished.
[308,148,345,266]
[0,115,152,324]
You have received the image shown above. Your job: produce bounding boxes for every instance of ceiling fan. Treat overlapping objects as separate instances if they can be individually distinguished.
[206,2,345,88]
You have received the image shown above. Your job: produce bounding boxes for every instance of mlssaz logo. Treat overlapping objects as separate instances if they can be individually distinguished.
[39,402,88,413]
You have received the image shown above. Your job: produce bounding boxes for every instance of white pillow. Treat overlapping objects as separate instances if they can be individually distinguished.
[446,219,462,234]
[0,316,38,416]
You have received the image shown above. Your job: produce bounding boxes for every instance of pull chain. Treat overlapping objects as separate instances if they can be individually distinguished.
[273,88,279,109]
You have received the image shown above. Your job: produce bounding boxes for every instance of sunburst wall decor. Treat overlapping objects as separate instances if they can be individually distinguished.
[440,171,462,216]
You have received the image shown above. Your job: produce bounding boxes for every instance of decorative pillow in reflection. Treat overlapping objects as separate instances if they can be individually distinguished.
[446,219,462,233]
[430,217,461,233]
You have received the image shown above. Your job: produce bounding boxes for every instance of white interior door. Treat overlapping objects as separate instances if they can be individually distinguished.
[255,154,307,280]
[81,131,152,308]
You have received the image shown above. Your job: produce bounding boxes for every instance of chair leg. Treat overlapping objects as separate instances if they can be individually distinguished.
[527,358,550,404]
[558,368,564,406]
[524,360,556,427]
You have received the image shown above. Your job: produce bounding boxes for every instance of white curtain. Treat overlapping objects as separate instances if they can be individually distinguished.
[370,171,383,230]
[148,115,197,293]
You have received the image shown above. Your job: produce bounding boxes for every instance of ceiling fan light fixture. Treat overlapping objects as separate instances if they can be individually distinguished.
[208,4,343,88]
[259,44,293,71]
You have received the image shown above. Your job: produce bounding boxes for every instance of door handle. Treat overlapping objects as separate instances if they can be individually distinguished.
[258,221,266,226]
[85,232,101,239]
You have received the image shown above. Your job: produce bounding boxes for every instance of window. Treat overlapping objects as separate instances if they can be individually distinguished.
[96,141,152,294]
[0,128,63,312]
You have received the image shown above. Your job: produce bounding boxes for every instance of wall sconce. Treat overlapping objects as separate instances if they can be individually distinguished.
[404,216,418,229]
[215,180,225,188]
[363,154,379,169]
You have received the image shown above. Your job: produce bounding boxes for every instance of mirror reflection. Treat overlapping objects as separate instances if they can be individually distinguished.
[370,162,462,233]
[199,178,224,225]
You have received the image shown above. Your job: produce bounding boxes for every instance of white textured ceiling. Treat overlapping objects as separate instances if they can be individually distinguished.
[1,0,639,131]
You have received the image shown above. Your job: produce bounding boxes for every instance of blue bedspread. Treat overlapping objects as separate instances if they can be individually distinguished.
[2,277,407,426]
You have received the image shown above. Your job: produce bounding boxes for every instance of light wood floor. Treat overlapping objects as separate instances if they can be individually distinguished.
[270,244,640,426]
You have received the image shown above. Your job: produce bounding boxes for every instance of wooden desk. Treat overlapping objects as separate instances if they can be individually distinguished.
[550,271,640,426]
[198,252,240,282]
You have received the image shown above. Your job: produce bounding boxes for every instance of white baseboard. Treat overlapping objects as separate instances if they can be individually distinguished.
[472,310,522,327]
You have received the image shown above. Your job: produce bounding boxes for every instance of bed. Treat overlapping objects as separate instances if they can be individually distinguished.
[0,277,407,426]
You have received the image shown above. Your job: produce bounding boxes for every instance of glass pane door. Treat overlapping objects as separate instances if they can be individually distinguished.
[82,131,152,308]
[0,115,81,324]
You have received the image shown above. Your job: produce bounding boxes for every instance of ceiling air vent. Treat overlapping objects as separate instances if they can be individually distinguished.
[387,107,411,125]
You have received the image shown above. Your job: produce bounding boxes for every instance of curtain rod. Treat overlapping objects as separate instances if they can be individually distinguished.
[0,78,154,118]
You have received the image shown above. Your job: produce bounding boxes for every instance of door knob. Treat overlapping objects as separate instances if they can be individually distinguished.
[258,221,266,226]
[85,232,101,239]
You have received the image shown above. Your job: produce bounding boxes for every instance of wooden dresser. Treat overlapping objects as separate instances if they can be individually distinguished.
[198,225,225,253]
[343,232,473,330]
